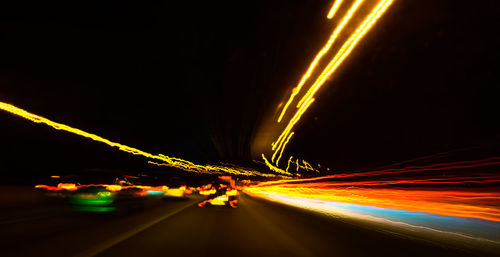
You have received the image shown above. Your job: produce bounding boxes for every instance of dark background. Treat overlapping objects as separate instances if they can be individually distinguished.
[0,0,498,182]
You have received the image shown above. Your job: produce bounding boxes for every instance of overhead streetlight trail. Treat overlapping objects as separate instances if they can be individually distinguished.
[275,131,294,166]
[271,97,314,165]
[270,0,394,168]
[0,1,394,176]
[327,0,344,19]
[296,0,393,108]
[277,0,364,123]
[0,101,273,177]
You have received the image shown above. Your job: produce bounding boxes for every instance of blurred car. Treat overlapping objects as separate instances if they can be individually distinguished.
[69,186,146,214]
[206,188,238,208]
[163,186,190,200]
[198,180,239,208]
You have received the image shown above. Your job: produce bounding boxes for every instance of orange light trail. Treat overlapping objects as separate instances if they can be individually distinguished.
[277,0,363,123]
[226,189,238,196]
[35,183,162,192]
[246,157,500,222]
[245,185,500,223]
[199,188,217,196]
[257,157,500,188]
[0,100,269,177]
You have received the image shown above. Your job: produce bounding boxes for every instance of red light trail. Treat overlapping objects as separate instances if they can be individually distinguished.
[247,157,500,222]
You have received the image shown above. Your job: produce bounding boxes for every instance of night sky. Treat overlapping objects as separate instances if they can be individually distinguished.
[0,0,498,182]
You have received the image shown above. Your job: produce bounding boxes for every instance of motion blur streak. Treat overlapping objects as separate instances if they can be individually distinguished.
[246,157,500,222]
[245,185,500,222]
[260,157,500,184]
[327,0,344,19]
[286,156,293,173]
[271,0,393,163]
[35,183,166,192]
[272,98,314,162]
[262,154,293,176]
[275,132,294,166]
[35,183,78,191]
[277,0,363,123]
[296,0,393,108]
[148,161,277,177]
[245,191,500,246]
[0,101,266,176]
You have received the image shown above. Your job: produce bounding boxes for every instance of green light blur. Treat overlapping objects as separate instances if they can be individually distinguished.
[70,192,115,206]
[72,198,114,205]
[73,206,116,212]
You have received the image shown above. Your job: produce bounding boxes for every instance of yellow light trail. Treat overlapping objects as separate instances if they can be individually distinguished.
[272,98,315,163]
[297,0,393,108]
[275,131,294,166]
[272,0,393,164]
[273,98,315,151]
[286,156,293,173]
[276,0,363,123]
[302,160,317,172]
[0,101,268,177]
[262,154,293,176]
[327,0,344,19]
[148,161,278,177]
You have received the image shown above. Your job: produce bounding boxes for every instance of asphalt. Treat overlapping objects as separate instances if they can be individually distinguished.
[1,193,497,257]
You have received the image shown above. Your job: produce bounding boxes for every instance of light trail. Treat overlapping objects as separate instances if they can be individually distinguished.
[245,191,500,247]
[272,0,393,167]
[286,156,293,173]
[277,0,364,123]
[149,161,278,177]
[272,98,315,154]
[327,0,344,19]
[245,185,500,222]
[247,157,500,222]
[302,160,317,172]
[284,157,500,185]
[257,157,500,187]
[275,132,294,166]
[35,183,159,192]
[296,0,393,108]
[0,101,268,177]
[262,154,293,176]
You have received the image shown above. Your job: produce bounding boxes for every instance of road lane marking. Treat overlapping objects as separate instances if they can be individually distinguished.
[73,200,197,257]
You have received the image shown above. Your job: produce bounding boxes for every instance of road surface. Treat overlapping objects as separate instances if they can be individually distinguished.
[1,193,496,257]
